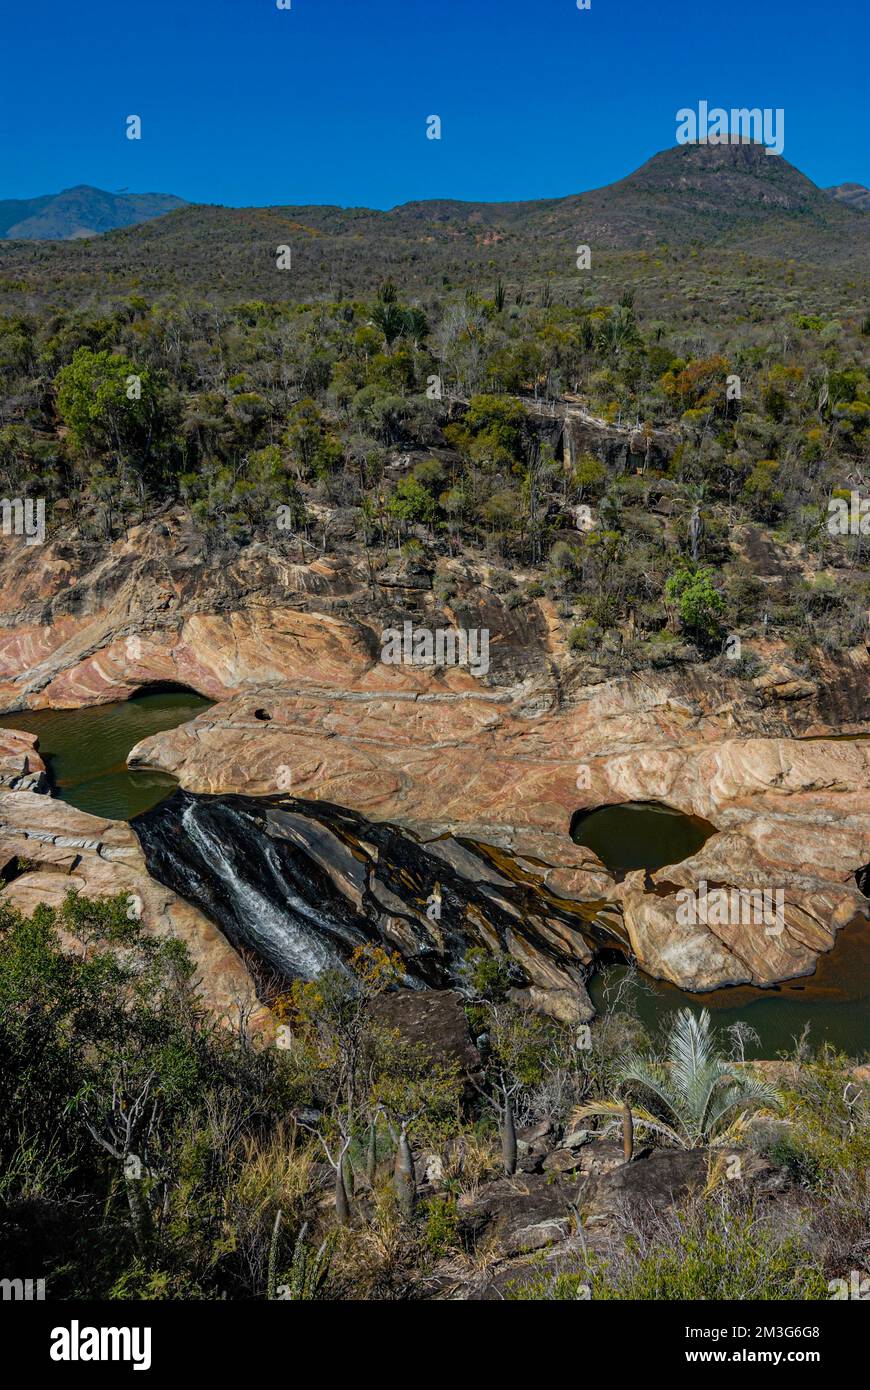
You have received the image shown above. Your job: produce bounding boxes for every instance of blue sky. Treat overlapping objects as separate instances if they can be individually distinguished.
[2,0,866,207]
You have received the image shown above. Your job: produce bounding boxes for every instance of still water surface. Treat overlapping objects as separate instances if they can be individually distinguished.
[574,799,869,1057]
[571,800,716,874]
[1,690,212,820]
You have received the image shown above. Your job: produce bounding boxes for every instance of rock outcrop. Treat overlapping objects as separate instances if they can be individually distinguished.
[0,789,266,1028]
[128,689,870,993]
[1,517,868,1006]
[131,790,599,1021]
[0,727,47,792]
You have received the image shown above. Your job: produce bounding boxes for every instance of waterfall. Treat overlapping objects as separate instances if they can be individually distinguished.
[179,800,355,981]
[133,788,609,1004]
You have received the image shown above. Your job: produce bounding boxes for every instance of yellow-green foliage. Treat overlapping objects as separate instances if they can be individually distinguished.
[421,1195,459,1259]
[508,1198,829,1301]
[369,1036,463,1148]
[769,1050,870,1186]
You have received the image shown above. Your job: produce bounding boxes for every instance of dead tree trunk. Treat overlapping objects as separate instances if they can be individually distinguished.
[622,1101,634,1163]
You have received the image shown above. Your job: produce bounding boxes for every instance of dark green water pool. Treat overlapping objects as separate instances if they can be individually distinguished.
[1,690,212,820]
[574,798,869,1057]
[589,909,870,1060]
[1,698,867,1056]
[571,800,716,874]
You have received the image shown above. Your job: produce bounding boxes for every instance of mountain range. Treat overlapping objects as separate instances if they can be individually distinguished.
[0,146,866,313]
[2,148,867,247]
[0,185,187,240]
[826,182,870,213]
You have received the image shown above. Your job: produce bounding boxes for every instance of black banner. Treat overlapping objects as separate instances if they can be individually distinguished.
[4,1298,865,1375]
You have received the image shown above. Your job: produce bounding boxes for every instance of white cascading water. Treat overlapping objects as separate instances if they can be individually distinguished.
[181,801,349,980]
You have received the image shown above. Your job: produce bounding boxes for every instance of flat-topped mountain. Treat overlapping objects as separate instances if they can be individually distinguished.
[387,143,866,245]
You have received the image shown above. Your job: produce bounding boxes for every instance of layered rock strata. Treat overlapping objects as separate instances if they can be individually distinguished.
[1,518,867,1007]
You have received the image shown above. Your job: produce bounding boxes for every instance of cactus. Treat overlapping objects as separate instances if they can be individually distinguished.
[277,1221,338,1301]
[297,1118,353,1227]
[393,1122,416,1219]
[501,1095,517,1175]
[267,1208,283,1300]
[342,1148,355,1199]
[366,1116,378,1186]
[334,1156,350,1226]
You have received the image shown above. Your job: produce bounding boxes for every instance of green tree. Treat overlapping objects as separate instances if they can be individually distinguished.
[664,564,725,648]
[283,399,342,480]
[742,458,784,522]
[55,347,172,493]
[446,394,529,471]
[387,475,436,541]
[571,451,607,501]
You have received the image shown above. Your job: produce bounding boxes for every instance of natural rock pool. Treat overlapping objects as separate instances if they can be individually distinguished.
[570,800,716,874]
[0,689,213,820]
[0,699,866,1056]
[590,913,870,1059]
[574,797,869,1057]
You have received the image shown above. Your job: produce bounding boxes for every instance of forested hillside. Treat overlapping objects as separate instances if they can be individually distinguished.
[0,144,867,677]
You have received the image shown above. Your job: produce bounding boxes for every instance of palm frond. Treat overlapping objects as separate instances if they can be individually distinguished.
[619,1063,694,1144]
[586,1007,781,1150]
[569,1100,685,1149]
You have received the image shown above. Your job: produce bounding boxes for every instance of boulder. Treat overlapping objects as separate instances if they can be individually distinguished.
[562,1127,591,1150]
[542,1147,588,1175]
[582,1147,708,1228]
[457,1172,579,1258]
[0,727,47,792]
[369,989,480,1077]
[0,789,267,1031]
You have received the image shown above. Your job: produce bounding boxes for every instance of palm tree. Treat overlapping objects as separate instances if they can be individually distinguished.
[402,306,429,349]
[596,306,640,363]
[571,1008,777,1149]
[370,301,406,351]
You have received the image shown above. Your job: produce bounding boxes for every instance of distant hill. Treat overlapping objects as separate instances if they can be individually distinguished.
[533,143,869,256]
[826,182,870,212]
[0,186,187,240]
[0,147,866,315]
